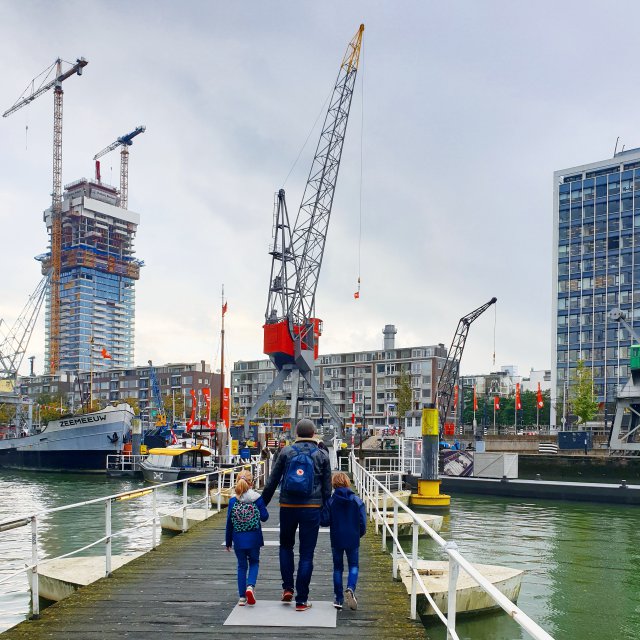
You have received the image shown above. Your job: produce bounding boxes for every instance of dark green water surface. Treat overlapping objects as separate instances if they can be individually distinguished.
[1,470,639,638]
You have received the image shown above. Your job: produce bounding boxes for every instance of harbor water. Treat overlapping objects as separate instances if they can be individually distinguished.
[1,470,639,638]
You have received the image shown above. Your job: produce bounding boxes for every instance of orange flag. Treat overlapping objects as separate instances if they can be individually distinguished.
[101,348,112,359]
[473,385,478,411]
[537,382,544,409]
[515,383,522,411]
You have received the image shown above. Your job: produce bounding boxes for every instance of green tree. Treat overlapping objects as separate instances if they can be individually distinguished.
[122,397,140,415]
[258,399,288,422]
[0,403,15,425]
[570,360,599,424]
[396,369,413,426]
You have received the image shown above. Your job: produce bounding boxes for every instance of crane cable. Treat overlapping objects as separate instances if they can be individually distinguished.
[493,303,497,366]
[354,41,365,300]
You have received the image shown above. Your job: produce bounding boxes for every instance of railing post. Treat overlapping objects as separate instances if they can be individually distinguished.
[182,480,188,533]
[152,489,157,548]
[374,482,379,528]
[445,541,460,639]
[30,515,39,619]
[105,498,112,577]
[410,521,418,620]
[392,502,399,579]
[217,472,222,512]
[381,490,387,550]
[205,474,210,514]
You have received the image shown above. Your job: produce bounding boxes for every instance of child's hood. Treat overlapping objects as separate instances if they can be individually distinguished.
[332,487,355,503]
[238,488,261,503]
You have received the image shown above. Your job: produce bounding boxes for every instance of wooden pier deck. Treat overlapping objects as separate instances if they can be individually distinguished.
[1,509,426,639]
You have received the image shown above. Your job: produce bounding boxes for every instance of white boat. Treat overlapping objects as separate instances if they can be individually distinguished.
[0,404,135,472]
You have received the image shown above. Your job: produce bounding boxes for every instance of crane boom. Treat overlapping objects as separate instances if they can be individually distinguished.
[246,25,365,435]
[437,297,497,430]
[93,126,146,209]
[3,57,88,375]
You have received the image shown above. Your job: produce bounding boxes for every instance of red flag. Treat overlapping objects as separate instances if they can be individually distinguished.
[537,382,544,409]
[353,291,360,299]
[101,348,112,359]
[473,385,478,411]
[170,429,178,445]
[494,396,500,411]
[453,385,458,410]
[515,383,522,411]
[222,302,228,316]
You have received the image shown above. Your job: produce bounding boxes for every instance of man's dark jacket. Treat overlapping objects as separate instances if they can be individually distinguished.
[261,437,332,507]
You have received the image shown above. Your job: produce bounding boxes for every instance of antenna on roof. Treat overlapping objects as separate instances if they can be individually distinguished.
[614,136,620,157]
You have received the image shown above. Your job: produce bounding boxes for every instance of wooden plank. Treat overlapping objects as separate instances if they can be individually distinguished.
[1,507,425,640]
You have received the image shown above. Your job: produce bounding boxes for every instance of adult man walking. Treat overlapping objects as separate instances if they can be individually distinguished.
[261,418,332,611]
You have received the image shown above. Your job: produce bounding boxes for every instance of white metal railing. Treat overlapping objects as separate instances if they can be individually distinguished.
[349,453,554,640]
[363,456,402,473]
[106,454,147,472]
[0,458,267,619]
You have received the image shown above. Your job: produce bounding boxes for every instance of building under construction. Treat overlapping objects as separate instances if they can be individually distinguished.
[37,178,142,372]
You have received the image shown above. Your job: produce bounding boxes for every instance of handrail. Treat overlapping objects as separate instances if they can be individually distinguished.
[349,453,554,640]
[0,458,268,619]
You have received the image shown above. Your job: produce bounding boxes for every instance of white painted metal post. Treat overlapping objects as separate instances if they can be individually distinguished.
[410,521,418,619]
[205,474,210,514]
[217,474,222,512]
[392,502,399,579]
[182,480,188,532]
[105,498,112,576]
[30,515,39,619]
[381,490,387,550]
[374,482,379,528]
[445,541,460,639]
[152,489,157,548]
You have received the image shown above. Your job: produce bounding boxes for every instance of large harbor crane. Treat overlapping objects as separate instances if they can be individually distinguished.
[437,297,497,431]
[244,24,365,436]
[3,57,88,375]
[94,125,146,209]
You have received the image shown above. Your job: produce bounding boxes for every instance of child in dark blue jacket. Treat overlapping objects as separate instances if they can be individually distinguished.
[327,472,366,610]
[225,470,269,606]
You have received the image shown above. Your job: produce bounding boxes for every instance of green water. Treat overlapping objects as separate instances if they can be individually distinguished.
[0,471,639,638]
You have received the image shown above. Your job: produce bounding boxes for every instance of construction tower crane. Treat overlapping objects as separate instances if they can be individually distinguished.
[3,57,88,375]
[437,297,497,431]
[147,360,167,427]
[244,24,365,436]
[0,276,49,387]
[94,125,146,209]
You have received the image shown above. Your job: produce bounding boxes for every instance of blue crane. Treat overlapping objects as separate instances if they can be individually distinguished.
[147,360,167,427]
[94,125,146,209]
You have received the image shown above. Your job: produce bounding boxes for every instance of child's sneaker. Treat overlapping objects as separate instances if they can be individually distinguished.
[245,585,256,605]
[281,589,294,602]
[237,597,247,606]
[345,588,357,610]
[333,599,343,610]
[295,602,312,611]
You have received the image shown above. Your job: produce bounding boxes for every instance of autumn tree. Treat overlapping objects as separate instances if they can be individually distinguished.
[570,360,599,425]
[396,369,413,429]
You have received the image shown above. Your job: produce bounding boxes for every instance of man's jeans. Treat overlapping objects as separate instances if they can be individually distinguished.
[279,506,321,604]
[332,547,359,602]
[234,547,260,597]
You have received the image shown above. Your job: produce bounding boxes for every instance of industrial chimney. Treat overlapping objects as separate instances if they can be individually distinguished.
[383,324,397,350]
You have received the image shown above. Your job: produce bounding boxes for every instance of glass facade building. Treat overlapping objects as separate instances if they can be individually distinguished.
[552,148,640,426]
[39,178,142,373]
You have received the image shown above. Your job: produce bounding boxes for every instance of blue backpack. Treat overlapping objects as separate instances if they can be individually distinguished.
[282,445,318,497]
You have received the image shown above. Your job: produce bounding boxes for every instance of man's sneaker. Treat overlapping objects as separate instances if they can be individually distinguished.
[333,600,343,610]
[237,597,247,606]
[245,586,256,605]
[281,589,294,602]
[295,602,313,611]
[345,588,358,610]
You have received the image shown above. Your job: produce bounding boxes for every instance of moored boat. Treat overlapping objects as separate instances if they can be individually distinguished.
[140,445,215,483]
[0,404,135,472]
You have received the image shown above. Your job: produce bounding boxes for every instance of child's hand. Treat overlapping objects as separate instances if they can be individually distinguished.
[226,546,232,552]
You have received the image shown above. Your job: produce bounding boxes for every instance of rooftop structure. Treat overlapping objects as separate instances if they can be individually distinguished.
[37,178,143,373]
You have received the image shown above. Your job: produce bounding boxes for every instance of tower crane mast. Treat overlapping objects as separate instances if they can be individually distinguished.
[3,57,88,375]
[94,125,146,209]
[437,297,497,431]
[245,25,365,435]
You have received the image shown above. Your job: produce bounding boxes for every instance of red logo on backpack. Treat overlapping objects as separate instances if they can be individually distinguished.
[296,469,304,476]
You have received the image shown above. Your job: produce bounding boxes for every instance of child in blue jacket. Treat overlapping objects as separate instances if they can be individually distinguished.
[225,470,269,606]
[327,471,366,610]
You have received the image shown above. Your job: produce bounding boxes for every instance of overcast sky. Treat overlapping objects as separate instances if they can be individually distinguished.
[1,1,639,380]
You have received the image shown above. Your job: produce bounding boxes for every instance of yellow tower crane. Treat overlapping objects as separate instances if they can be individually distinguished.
[3,57,88,375]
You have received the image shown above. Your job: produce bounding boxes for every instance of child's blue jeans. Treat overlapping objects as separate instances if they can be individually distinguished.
[234,547,260,597]
[331,546,359,603]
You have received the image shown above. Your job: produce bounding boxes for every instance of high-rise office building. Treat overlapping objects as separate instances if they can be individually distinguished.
[38,178,142,373]
[552,148,640,426]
